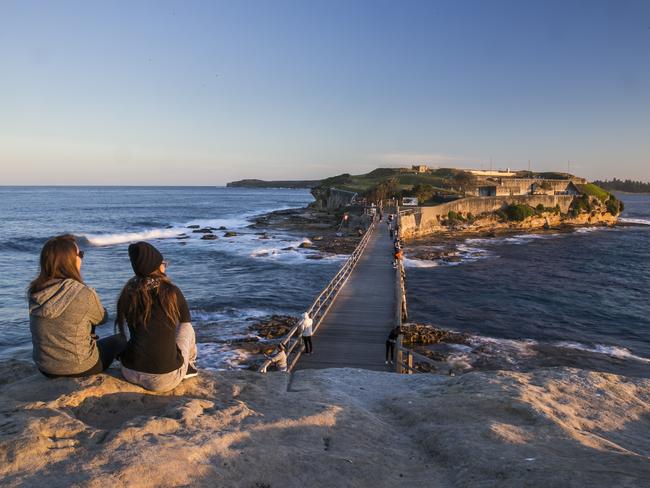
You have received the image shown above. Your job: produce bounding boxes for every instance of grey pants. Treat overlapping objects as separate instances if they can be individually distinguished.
[121,322,197,392]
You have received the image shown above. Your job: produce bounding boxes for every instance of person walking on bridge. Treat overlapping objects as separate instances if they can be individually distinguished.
[298,312,314,355]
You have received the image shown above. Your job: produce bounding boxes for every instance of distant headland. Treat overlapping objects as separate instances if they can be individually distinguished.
[226,178,319,189]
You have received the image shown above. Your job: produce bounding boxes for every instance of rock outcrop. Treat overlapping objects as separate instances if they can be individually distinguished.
[1,360,649,487]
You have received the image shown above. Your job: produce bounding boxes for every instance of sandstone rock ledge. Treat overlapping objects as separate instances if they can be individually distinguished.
[1,360,649,487]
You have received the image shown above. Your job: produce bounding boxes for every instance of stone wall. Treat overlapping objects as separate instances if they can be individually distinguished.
[467,178,577,197]
[400,195,575,239]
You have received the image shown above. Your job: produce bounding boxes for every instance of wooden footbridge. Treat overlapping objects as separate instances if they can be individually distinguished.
[260,212,412,373]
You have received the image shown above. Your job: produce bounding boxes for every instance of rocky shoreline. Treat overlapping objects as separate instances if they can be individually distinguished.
[400,323,650,378]
[249,207,365,255]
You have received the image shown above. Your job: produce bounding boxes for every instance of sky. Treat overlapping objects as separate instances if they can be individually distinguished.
[0,0,648,185]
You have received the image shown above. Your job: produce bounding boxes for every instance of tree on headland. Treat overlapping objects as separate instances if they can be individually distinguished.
[593,178,650,193]
[366,178,399,203]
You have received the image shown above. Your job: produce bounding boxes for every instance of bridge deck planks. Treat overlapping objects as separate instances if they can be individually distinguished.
[298,221,396,371]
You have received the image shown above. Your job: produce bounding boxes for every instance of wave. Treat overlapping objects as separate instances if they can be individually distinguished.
[79,204,301,248]
[574,226,606,234]
[196,343,254,371]
[554,341,650,363]
[404,258,439,268]
[192,307,270,324]
[619,217,650,226]
[83,228,183,246]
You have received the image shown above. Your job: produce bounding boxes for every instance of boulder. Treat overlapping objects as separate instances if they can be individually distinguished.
[201,234,218,240]
[224,231,238,237]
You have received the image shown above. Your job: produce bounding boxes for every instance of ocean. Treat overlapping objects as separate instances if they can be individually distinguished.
[405,193,650,373]
[0,187,341,369]
[1,187,649,374]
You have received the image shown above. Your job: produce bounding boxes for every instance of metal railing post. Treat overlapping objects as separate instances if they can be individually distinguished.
[396,334,403,374]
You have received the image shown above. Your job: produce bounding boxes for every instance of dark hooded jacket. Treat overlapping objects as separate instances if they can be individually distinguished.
[29,279,108,375]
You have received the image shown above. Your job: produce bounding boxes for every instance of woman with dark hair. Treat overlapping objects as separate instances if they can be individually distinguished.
[118,241,198,392]
[28,234,127,377]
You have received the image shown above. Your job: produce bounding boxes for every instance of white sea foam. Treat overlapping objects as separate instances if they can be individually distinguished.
[85,228,183,246]
[403,258,439,268]
[574,226,605,234]
[467,335,539,356]
[619,217,650,226]
[192,308,270,324]
[555,341,650,363]
[196,343,253,371]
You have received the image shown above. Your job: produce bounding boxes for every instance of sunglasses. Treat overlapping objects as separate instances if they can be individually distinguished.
[162,260,169,267]
[77,250,85,259]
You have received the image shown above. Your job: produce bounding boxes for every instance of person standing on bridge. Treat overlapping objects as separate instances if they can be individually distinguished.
[386,326,400,365]
[298,312,314,355]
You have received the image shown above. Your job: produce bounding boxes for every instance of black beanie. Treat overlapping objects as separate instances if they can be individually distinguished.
[128,242,163,277]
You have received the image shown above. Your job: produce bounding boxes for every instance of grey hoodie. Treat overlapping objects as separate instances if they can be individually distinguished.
[29,279,108,375]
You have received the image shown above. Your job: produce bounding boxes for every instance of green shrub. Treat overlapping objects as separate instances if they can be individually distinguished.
[606,195,623,215]
[496,210,508,221]
[503,204,536,221]
[447,210,465,222]
[535,203,545,213]
[571,194,593,215]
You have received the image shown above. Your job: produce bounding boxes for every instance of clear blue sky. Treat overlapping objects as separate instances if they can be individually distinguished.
[1,0,648,185]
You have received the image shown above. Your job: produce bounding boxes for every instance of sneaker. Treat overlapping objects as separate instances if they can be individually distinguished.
[184,364,198,379]
[385,360,389,365]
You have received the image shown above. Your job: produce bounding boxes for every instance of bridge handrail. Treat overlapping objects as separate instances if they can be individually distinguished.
[259,216,378,373]
[393,240,409,372]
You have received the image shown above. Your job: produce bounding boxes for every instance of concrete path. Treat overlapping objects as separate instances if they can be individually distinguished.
[298,221,396,371]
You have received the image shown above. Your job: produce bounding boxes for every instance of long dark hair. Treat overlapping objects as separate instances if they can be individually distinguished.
[29,234,83,295]
[115,270,180,333]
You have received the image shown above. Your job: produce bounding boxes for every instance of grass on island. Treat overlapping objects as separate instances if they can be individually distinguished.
[317,168,463,196]
[577,183,610,202]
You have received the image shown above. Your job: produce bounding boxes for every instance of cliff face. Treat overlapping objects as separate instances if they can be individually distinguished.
[400,194,621,239]
[310,187,358,210]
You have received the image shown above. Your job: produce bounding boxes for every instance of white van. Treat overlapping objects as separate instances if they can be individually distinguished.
[402,197,418,206]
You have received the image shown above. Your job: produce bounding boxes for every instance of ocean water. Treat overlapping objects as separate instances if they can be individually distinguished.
[405,193,650,371]
[0,187,341,369]
[3,187,649,374]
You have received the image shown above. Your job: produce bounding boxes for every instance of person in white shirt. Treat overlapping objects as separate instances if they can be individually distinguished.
[298,312,314,355]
